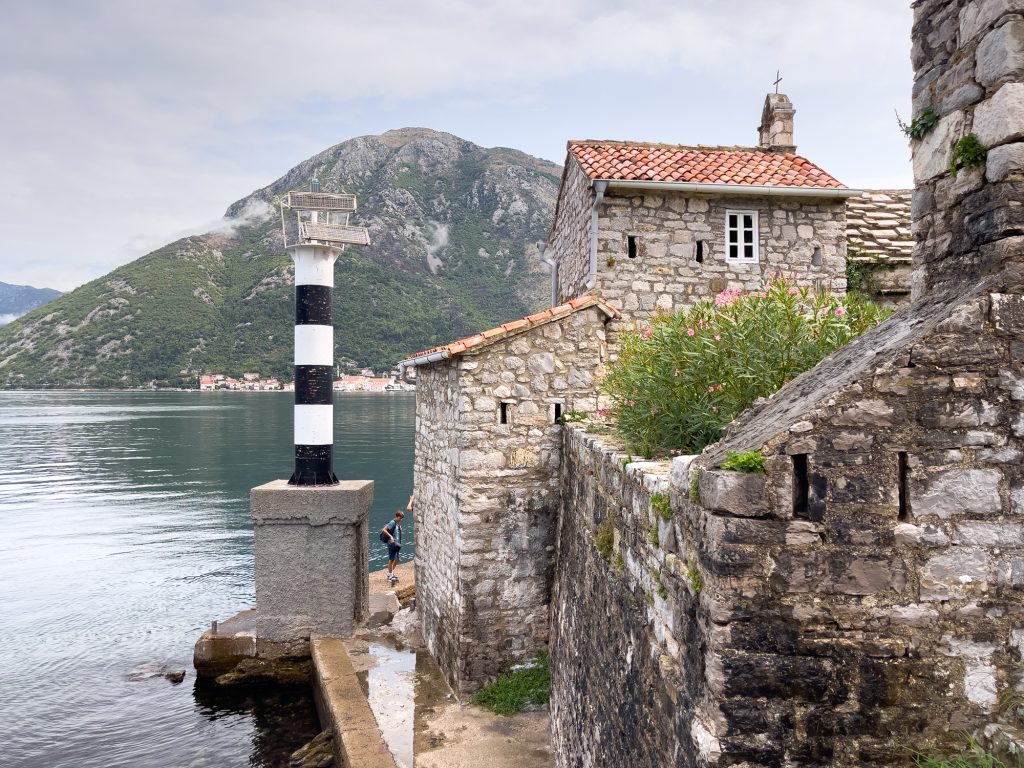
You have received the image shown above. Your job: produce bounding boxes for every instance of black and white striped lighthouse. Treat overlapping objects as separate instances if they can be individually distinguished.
[281,181,370,486]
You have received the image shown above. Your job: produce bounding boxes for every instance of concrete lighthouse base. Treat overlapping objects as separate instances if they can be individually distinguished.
[251,478,373,641]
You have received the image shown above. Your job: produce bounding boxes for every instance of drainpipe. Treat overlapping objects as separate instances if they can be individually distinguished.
[539,242,557,307]
[586,181,608,291]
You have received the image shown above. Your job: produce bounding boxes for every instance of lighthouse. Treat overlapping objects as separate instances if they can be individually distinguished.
[247,179,374,642]
[280,181,370,485]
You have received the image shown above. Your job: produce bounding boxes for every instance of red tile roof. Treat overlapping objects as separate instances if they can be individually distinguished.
[400,295,620,366]
[569,140,847,190]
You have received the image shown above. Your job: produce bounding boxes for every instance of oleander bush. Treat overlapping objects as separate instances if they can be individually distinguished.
[603,274,890,457]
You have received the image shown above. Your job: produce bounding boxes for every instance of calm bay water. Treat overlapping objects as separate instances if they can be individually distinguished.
[0,390,415,768]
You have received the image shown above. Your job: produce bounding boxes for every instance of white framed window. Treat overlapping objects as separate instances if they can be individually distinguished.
[726,210,759,262]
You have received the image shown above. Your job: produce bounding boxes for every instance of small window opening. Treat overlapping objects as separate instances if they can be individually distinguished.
[500,402,509,425]
[811,246,822,267]
[726,210,759,262]
[627,235,638,259]
[898,451,909,521]
[553,403,563,423]
[792,454,809,519]
[695,240,704,263]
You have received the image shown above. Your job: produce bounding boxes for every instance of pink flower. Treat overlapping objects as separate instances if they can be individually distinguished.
[712,406,719,413]
[788,288,799,295]
[640,326,653,339]
[715,288,741,308]
[835,307,846,316]
[597,408,608,419]
[708,386,715,393]
[650,407,660,415]
[714,334,721,341]
[687,328,695,337]
[674,368,681,377]
[717,384,725,392]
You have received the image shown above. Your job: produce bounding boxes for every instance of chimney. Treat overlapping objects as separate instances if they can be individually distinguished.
[758,93,796,153]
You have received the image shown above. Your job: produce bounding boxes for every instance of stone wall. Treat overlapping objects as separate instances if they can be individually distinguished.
[552,269,1024,765]
[690,268,1024,763]
[412,362,461,683]
[551,160,593,304]
[550,428,712,768]
[592,191,846,322]
[911,0,1024,299]
[414,306,612,693]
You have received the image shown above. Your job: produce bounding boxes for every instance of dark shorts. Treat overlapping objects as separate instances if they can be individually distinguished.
[387,545,401,562]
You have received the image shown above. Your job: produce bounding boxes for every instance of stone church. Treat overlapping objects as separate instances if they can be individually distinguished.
[402,2,1024,763]
[400,92,873,692]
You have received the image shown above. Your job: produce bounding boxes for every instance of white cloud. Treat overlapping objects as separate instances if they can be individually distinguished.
[0,0,912,290]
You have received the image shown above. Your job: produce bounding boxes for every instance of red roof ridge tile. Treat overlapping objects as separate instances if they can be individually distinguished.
[568,139,761,153]
[400,295,620,366]
[567,140,846,190]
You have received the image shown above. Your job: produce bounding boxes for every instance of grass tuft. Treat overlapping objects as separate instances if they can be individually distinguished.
[651,491,673,520]
[472,653,550,716]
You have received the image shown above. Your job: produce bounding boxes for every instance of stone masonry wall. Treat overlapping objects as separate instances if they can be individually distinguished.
[690,271,1024,764]
[911,0,1024,299]
[593,191,847,323]
[546,3,1024,765]
[412,362,462,685]
[553,272,1024,765]
[550,428,712,768]
[551,160,593,304]
[415,306,611,693]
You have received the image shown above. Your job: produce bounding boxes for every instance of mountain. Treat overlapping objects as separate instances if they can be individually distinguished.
[0,128,561,388]
[0,282,62,325]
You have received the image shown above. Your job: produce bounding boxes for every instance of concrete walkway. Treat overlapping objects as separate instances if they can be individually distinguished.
[312,563,552,768]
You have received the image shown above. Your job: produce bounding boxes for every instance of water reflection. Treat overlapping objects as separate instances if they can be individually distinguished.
[0,391,414,767]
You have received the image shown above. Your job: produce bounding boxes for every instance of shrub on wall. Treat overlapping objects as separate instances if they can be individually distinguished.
[603,274,890,457]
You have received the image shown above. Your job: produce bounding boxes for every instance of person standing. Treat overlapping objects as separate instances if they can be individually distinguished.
[381,510,404,584]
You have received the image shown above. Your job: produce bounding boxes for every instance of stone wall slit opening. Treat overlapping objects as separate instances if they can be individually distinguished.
[792,453,809,519]
[898,450,909,522]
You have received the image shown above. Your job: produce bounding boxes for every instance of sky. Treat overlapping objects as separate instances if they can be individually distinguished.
[0,0,913,292]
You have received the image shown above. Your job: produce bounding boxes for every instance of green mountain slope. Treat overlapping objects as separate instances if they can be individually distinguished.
[0,128,561,388]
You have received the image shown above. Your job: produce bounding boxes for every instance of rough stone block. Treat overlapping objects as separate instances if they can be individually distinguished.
[992,293,1024,334]
[974,83,1024,147]
[832,399,896,427]
[888,604,940,627]
[914,110,965,181]
[699,470,771,517]
[831,556,894,596]
[977,16,1024,86]
[954,521,1024,546]
[986,141,1024,182]
[922,548,993,600]
[911,468,1003,518]
[895,522,951,547]
[252,479,373,641]
[670,454,698,491]
[960,0,1018,43]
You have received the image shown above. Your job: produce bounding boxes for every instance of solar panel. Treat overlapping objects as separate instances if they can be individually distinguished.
[286,191,357,212]
[300,222,371,246]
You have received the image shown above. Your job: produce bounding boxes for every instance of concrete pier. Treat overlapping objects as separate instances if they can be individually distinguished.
[252,479,373,640]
